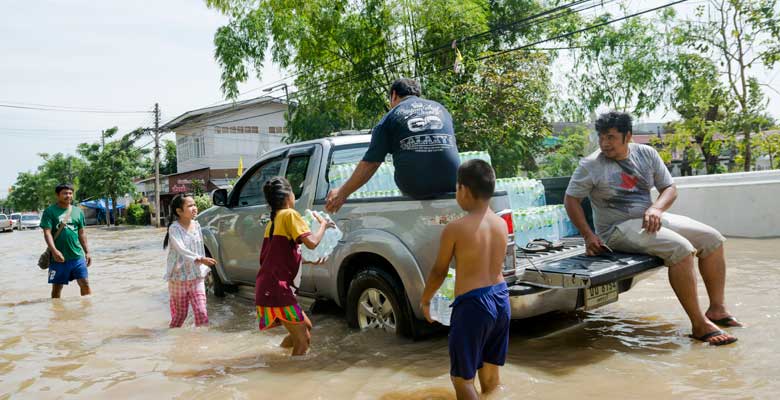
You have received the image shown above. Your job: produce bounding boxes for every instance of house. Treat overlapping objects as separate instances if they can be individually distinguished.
[139,96,289,222]
[161,96,289,175]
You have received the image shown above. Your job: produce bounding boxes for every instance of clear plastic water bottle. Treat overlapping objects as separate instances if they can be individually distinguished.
[430,268,456,325]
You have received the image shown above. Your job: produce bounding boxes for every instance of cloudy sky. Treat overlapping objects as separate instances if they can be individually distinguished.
[0,0,283,199]
[1,1,778,200]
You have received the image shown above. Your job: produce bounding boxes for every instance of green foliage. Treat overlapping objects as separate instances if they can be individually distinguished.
[567,10,674,118]
[126,203,150,225]
[676,0,780,171]
[442,51,552,177]
[536,126,589,178]
[194,194,213,213]
[190,179,206,196]
[6,153,86,211]
[77,127,144,225]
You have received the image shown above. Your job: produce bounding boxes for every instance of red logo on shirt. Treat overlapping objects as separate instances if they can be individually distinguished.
[619,172,639,189]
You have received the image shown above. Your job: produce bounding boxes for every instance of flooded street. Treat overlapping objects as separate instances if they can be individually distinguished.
[1,227,778,399]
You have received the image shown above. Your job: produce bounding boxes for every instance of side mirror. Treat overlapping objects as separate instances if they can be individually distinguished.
[212,189,229,207]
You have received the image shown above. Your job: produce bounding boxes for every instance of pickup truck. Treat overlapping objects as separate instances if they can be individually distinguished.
[198,134,664,338]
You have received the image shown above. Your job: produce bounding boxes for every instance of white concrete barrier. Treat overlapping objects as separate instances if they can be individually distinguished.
[652,170,780,238]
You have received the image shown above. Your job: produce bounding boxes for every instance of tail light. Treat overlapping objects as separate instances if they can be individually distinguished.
[497,209,513,235]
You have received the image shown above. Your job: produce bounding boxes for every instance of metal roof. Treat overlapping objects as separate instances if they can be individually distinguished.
[160,96,288,131]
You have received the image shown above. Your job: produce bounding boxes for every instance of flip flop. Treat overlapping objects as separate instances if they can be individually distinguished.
[520,239,564,253]
[689,330,738,346]
[708,316,744,328]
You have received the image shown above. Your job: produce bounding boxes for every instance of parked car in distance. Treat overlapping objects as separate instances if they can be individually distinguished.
[0,214,13,232]
[20,214,41,230]
[10,213,21,230]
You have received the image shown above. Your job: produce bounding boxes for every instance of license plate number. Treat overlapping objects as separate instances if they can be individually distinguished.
[584,282,618,310]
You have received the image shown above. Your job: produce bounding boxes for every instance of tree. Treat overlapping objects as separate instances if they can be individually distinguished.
[6,172,47,212]
[77,127,145,226]
[567,10,675,119]
[444,51,552,177]
[677,0,780,171]
[536,126,589,178]
[160,139,178,175]
[660,53,732,174]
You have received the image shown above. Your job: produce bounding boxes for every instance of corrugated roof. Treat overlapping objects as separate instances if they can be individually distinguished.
[160,96,288,131]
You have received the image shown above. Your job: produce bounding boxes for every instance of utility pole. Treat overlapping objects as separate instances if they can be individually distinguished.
[101,130,110,228]
[153,103,162,228]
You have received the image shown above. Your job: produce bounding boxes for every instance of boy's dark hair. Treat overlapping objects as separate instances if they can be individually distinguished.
[263,177,293,235]
[595,111,633,142]
[457,159,495,200]
[163,193,194,249]
[55,183,74,194]
[389,78,421,98]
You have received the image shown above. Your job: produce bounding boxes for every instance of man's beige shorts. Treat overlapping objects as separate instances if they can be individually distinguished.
[605,213,726,266]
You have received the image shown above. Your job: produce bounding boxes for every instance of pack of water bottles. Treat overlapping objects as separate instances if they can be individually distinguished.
[328,162,399,197]
[458,151,492,165]
[300,210,343,262]
[512,205,577,247]
[428,268,456,326]
[495,177,546,209]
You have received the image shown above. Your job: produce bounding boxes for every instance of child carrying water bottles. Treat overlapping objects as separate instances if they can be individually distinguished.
[257,177,335,356]
[163,194,217,328]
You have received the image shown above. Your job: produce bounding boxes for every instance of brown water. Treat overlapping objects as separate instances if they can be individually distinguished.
[0,227,777,399]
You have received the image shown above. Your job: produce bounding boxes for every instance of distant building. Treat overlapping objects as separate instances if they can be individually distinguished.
[137,96,290,223]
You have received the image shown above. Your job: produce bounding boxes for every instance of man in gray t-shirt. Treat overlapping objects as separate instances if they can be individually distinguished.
[564,112,740,346]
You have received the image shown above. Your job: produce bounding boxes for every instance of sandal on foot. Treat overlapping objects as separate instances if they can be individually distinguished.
[708,316,743,328]
[689,330,738,346]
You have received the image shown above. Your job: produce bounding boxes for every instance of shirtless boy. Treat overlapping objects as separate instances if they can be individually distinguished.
[421,159,510,400]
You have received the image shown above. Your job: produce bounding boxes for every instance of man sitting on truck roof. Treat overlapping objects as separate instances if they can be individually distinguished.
[325,78,460,213]
[564,111,741,346]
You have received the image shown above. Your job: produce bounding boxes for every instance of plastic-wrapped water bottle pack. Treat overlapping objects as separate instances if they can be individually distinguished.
[495,177,546,209]
[512,205,577,247]
[300,210,343,262]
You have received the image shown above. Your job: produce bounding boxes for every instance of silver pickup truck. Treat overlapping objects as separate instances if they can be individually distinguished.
[198,134,664,338]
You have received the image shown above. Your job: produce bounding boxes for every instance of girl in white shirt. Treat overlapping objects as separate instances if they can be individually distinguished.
[163,194,216,328]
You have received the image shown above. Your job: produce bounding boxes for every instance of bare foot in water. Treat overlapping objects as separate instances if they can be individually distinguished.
[280,334,294,348]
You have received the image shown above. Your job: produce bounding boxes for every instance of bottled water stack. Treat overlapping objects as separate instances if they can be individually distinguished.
[512,205,576,248]
[300,210,343,262]
[429,268,456,326]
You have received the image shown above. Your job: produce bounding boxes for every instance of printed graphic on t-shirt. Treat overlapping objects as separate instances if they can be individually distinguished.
[400,134,455,153]
[58,213,78,232]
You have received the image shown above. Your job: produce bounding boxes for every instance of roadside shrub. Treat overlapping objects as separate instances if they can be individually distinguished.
[194,194,212,212]
[126,203,150,225]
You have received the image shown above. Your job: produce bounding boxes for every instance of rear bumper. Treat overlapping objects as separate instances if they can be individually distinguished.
[508,268,661,319]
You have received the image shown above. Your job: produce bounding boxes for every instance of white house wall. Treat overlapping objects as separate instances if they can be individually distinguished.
[175,102,288,173]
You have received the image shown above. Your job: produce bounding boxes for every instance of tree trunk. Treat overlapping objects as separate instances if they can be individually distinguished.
[743,128,751,172]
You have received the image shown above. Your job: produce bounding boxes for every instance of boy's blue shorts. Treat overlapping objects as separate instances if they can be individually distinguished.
[48,258,88,285]
[449,281,510,380]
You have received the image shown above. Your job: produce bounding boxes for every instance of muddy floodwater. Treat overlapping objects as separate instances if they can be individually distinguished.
[1,227,778,399]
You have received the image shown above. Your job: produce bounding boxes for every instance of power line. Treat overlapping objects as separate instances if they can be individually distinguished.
[0,103,152,114]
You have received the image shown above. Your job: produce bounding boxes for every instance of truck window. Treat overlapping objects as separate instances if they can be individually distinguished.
[285,155,310,198]
[236,158,283,207]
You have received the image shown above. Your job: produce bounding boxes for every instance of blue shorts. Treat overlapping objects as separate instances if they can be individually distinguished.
[449,281,510,380]
[48,258,88,285]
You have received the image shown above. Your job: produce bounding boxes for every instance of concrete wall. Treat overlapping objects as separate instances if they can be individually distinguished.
[653,170,780,238]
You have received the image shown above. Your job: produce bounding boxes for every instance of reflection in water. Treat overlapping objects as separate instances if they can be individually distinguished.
[0,228,778,399]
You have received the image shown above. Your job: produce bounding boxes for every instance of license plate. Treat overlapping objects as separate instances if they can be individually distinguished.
[584,282,618,310]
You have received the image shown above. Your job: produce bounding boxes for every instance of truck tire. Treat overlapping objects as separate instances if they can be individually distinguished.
[203,250,237,297]
[346,267,412,337]
[205,266,227,297]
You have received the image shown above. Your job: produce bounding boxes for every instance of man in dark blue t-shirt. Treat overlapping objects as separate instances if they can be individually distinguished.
[326,78,460,212]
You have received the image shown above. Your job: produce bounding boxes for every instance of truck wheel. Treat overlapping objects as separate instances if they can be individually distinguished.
[205,266,227,297]
[346,267,411,337]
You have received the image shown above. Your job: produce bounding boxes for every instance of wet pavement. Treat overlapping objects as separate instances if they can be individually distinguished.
[0,227,778,399]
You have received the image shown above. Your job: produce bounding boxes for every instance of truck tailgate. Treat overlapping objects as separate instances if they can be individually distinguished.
[513,237,664,289]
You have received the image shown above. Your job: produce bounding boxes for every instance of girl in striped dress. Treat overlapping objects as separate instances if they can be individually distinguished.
[257,177,334,356]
